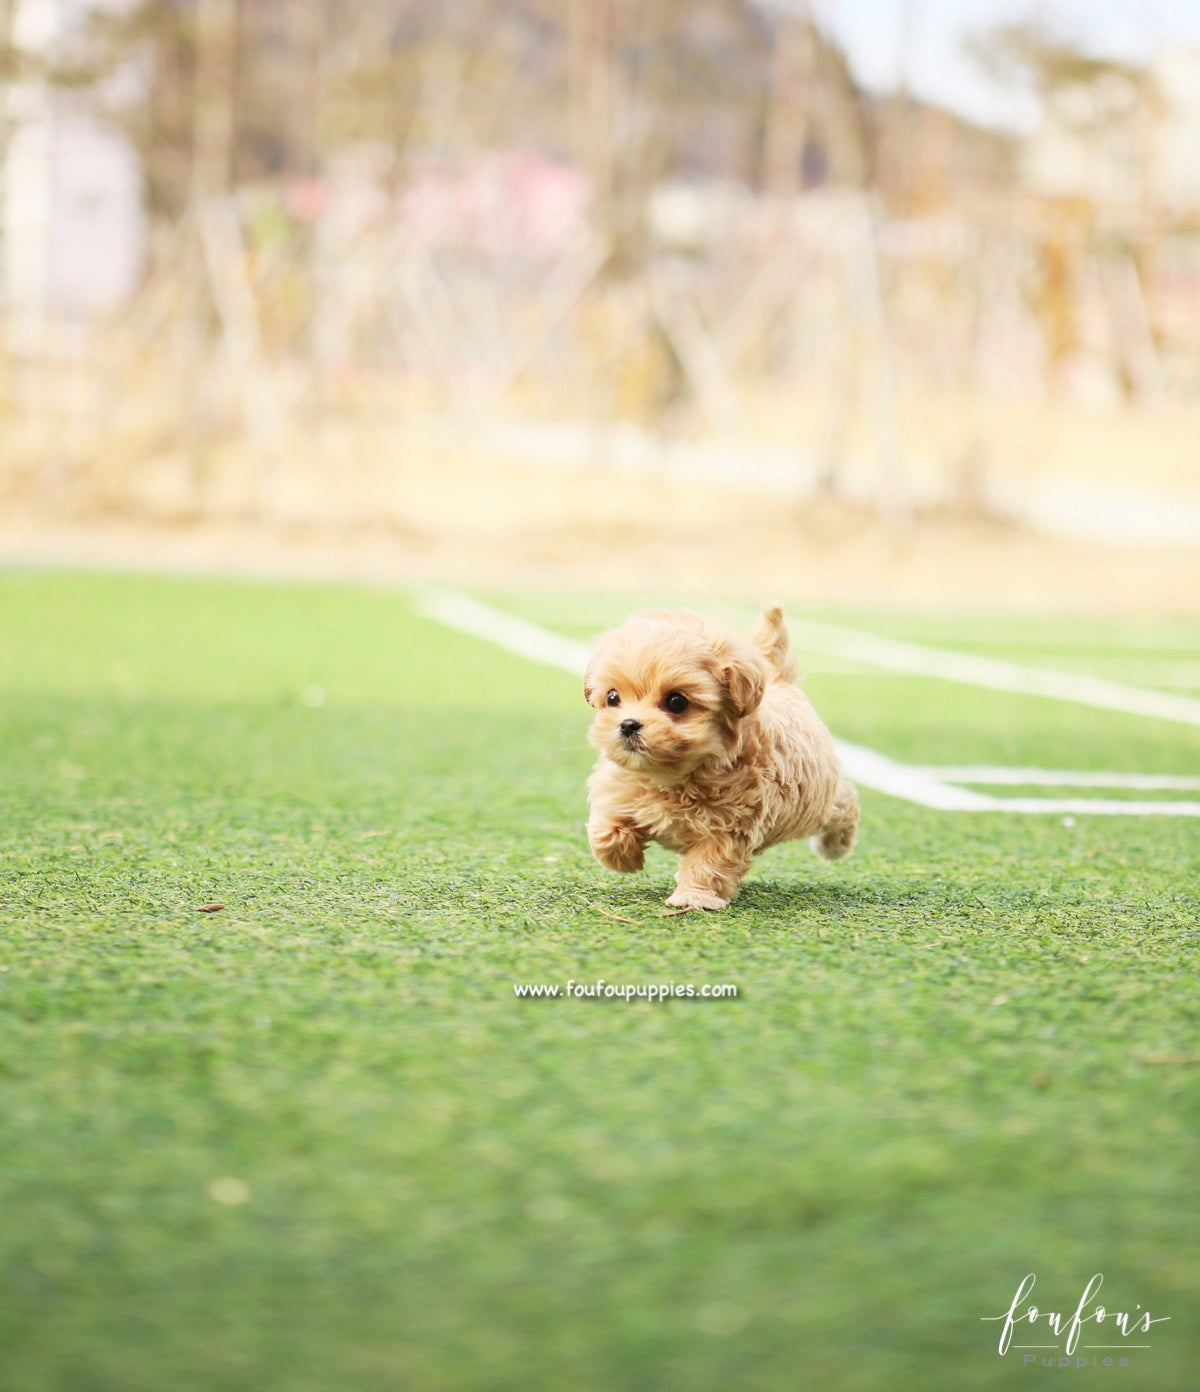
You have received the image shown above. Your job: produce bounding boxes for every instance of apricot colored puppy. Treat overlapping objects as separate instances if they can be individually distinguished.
[585,604,859,910]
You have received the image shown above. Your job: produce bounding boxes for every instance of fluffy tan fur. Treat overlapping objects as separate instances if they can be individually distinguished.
[584,604,859,910]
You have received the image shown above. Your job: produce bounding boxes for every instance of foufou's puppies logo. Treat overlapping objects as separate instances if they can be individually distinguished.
[982,1274,1170,1366]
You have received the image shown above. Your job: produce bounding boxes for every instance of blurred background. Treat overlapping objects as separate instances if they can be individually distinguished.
[1,0,1198,611]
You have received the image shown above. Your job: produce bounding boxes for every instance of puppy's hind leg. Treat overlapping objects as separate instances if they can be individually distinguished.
[810,779,860,862]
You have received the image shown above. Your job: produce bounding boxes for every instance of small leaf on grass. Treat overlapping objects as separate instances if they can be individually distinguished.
[198,902,225,913]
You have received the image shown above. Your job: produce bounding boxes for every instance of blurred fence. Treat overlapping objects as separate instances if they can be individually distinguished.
[4,171,1198,530]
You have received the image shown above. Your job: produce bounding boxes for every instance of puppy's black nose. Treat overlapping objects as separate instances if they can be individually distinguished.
[619,718,642,739]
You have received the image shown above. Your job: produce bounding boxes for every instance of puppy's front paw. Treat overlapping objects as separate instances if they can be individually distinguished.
[665,887,729,912]
[589,821,645,874]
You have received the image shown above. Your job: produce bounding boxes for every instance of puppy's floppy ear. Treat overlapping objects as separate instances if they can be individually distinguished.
[716,636,768,720]
[584,629,620,705]
[582,643,603,705]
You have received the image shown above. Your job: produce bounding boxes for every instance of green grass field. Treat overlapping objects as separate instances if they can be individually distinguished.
[2,571,1198,1391]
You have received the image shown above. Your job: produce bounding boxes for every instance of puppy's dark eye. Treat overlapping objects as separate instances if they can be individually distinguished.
[664,692,690,715]
[605,690,621,707]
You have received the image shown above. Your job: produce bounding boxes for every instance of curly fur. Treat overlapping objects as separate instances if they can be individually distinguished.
[584,603,859,910]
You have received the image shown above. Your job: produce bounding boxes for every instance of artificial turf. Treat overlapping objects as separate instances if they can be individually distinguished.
[1,571,1197,1391]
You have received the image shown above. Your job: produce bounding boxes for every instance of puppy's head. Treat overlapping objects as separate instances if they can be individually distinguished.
[584,609,768,781]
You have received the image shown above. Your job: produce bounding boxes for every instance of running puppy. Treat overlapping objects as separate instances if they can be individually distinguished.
[584,604,859,910]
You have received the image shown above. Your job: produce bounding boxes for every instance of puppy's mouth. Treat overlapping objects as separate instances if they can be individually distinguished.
[611,729,655,764]
[612,731,684,774]
[615,737,651,766]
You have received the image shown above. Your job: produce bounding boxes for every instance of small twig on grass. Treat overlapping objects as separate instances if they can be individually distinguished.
[582,900,640,925]
[660,907,694,918]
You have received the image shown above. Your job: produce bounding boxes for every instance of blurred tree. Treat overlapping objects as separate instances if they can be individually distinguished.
[966,20,1142,105]
[32,1,200,223]
[35,1,887,216]
[967,19,1150,390]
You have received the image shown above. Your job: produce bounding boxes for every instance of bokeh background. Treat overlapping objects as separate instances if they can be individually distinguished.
[2,0,1199,605]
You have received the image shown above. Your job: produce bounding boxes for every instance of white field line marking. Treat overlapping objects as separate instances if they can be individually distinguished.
[788,620,1200,728]
[833,741,997,811]
[415,589,1200,817]
[987,797,1200,816]
[416,588,591,675]
[917,766,1200,790]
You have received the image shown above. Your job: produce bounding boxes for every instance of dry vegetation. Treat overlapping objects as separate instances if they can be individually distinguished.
[3,2,1198,612]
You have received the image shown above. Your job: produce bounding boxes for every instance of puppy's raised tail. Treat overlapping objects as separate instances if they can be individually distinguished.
[811,779,860,862]
[750,602,798,684]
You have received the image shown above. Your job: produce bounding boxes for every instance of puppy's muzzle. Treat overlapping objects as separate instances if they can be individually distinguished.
[619,718,643,744]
